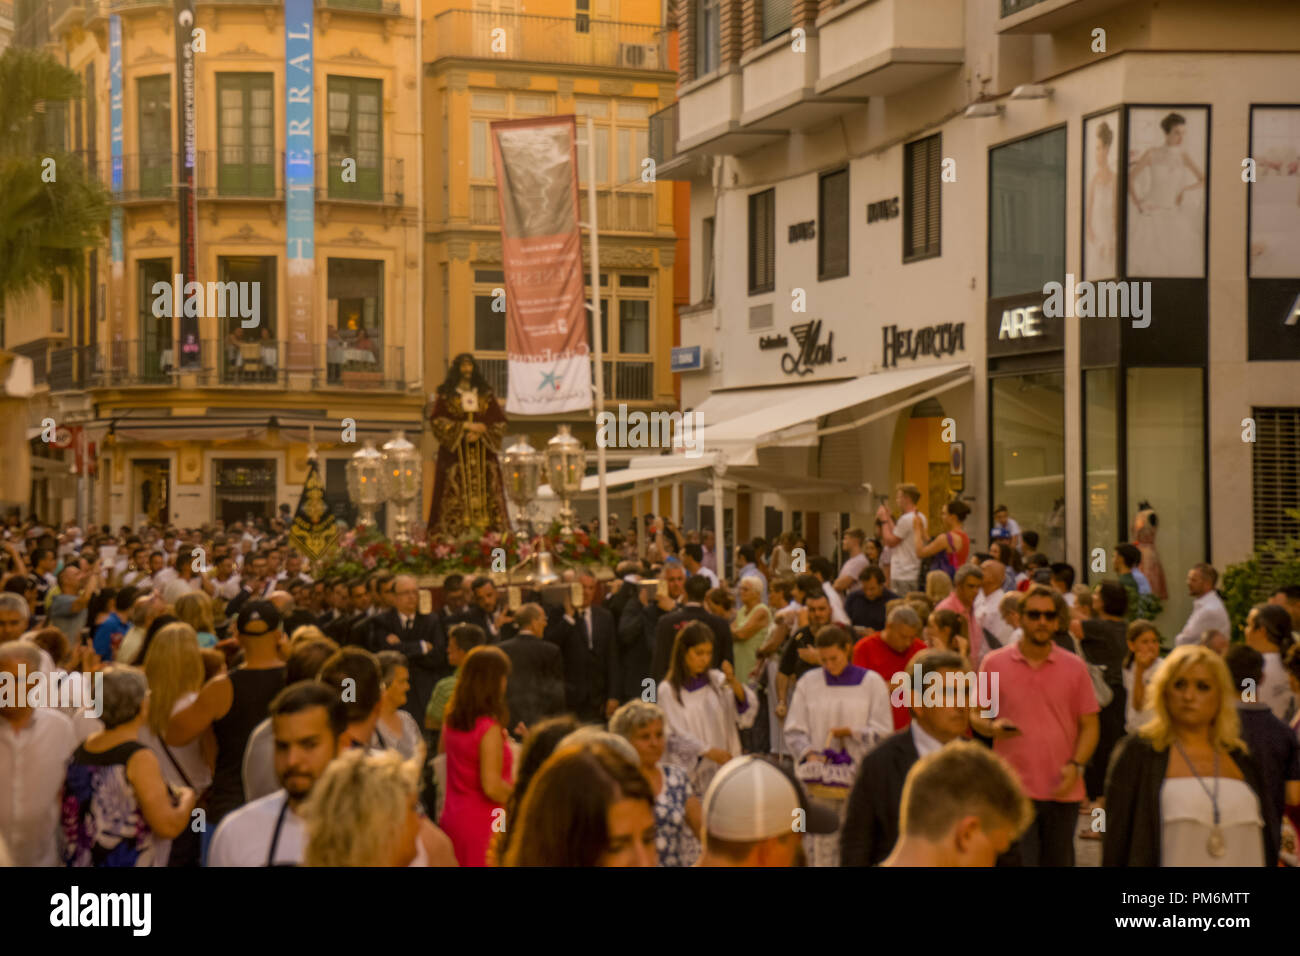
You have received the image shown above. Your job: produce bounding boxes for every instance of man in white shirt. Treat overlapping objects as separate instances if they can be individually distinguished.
[810,557,851,626]
[972,560,1009,645]
[208,681,345,866]
[0,641,79,866]
[1172,563,1231,647]
[876,484,927,595]
[682,543,719,589]
[209,553,243,602]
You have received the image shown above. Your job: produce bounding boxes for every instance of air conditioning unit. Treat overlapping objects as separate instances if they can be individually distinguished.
[619,43,658,69]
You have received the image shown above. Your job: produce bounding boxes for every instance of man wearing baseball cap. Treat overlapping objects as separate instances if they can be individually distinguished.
[167,600,288,843]
[697,755,839,867]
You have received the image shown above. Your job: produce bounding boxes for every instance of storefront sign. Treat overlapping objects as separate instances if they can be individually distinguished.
[758,333,788,351]
[1248,279,1300,360]
[867,197,900,223]
[670,345,702,372]
[781,319,839,376]
[881,322,965,368]
[788,220,816,242]
[997,306,1043,340]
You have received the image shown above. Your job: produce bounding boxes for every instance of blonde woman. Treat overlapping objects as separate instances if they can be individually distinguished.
[924,570,953,607]
[1103,644,1275,866]
[300,749,456,867]
[174,591,218,649]
[139,623,215,864]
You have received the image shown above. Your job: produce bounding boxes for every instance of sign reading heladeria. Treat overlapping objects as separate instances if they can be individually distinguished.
[491,116,592,414]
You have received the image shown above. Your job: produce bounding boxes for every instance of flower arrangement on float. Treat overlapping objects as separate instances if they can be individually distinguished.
[318,520,616,581]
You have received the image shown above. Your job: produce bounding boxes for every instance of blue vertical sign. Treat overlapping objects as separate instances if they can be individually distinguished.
[109,15,125,358]
[284,0,314,369]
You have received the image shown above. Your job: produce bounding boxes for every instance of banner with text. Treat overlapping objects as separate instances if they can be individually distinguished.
[491,116,592,414]
[109,16,124,366]
[284,0,314,370]
[174,0,199,369]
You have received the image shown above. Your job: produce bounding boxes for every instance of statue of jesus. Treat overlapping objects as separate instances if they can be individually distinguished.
[426,353,511,538]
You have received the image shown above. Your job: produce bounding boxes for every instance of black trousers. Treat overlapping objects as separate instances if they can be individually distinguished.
[1016,799,1080,866]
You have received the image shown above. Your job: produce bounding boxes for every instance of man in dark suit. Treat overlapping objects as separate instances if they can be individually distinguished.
[545,571,619,722]
[314,577,349,636]
[608,564,653,704]
[498,602,566,732]
[350,572,393,647]
[367,573,448,726]
[840,649,971,866]
[651,573,733,684]
[438,573,471,629]
[328,578,373,646]
[456,575,508,643]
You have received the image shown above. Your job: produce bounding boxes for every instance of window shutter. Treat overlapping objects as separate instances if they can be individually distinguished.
[1253,407,1300,557]
[819,169,849,279]
[904,134,941,260]
[763,0,793,41]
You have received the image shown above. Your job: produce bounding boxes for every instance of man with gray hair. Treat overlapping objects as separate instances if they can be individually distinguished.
[0,640,79,865]
[972,560,1008,649]
[936,564,986,663]
[0,593,30,643]
[498,602,566,733]
[851,606,927,731]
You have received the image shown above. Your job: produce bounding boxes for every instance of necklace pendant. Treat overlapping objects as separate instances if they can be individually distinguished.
[1207,825,1227,858]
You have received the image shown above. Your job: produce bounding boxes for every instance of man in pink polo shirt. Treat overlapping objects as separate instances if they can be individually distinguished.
[936,565,985,664]
[973,585,1099,867]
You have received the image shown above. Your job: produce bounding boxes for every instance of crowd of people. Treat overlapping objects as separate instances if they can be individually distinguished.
[1,485,1298,868]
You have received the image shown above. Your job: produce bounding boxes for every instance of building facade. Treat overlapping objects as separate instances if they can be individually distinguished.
[11,0,429,529]
[653,0,1300,632]
[422,0,681,521]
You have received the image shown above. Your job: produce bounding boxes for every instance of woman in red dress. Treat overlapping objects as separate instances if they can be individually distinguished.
[437,645,514,866]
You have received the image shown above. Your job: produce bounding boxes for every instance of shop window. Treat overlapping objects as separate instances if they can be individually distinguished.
[990,371,1066,563]
[1083,368,1119,582]
[989,127,1066,299]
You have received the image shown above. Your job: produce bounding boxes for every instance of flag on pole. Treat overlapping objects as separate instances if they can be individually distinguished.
[289,455,339,562]
[490,115,592,414]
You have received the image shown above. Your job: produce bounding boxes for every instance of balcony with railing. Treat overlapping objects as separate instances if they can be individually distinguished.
[432,10,668,71]
[11,339,57,386]
[997,0,1130,33]
[474,354,655,402]
[198,150,285,200]
[312,343,405,390]
[316,154,404,207]
[14,0,51,48]
[317,0,402,15]
[468,184,654,232]
[49,0,83,35]
[64,339,407,391]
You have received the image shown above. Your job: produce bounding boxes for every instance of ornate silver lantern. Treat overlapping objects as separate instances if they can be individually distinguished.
[545,424,586,534]
[380,430,422,546]
[346,440,384,529]
[502,436,543,535]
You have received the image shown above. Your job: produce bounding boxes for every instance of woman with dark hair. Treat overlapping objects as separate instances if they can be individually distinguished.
[914,499,970,579]
[658,621,756,793]
[924,608,970,659]
[502,742,657,867]
[488,714,580,865]
[1245,602,1297,722]
[426,352,511,537]
[437,644,514,866]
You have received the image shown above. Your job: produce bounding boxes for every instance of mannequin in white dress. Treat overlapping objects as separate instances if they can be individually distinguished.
[1128,112,1205,277]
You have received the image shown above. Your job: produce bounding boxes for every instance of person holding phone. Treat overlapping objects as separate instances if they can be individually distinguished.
[972,586,1100,866]
[47,561,103,649]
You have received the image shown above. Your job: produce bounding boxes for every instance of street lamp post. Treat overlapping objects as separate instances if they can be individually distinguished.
[380,430,422,546]
[346,440,384,529]
[545,424,586,535]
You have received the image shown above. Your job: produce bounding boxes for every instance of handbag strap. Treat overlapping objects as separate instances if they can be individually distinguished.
[159,740,194,790]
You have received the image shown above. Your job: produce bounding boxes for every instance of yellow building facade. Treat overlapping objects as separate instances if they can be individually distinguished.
[422,0,679,518]
[12,0,425,528]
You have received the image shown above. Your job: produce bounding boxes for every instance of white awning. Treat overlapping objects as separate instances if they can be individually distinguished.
[687,385,810,425]
[696,362,973,466]
[538,453,719,498]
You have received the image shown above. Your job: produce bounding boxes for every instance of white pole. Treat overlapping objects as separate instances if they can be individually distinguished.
[633,484,645,559]
[586,115,609,544]
[712,467,726,582]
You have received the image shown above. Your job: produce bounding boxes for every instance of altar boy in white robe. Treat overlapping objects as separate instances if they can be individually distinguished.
[784,624,893,867]
[659,621,758,794]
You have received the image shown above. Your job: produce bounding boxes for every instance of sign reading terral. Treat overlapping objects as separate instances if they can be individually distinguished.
[881,322,965,368]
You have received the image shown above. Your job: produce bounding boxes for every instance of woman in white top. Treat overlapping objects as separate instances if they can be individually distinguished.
[140,623,215,866]
[782,624,893,867]
[374,650,425,760]
[1122,620,1162,733]
[658,621,757,794]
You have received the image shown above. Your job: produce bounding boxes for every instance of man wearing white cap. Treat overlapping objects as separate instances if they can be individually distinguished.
[697,755,839,867]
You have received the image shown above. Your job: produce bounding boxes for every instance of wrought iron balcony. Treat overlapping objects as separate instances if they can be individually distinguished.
[432,10,668,71]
